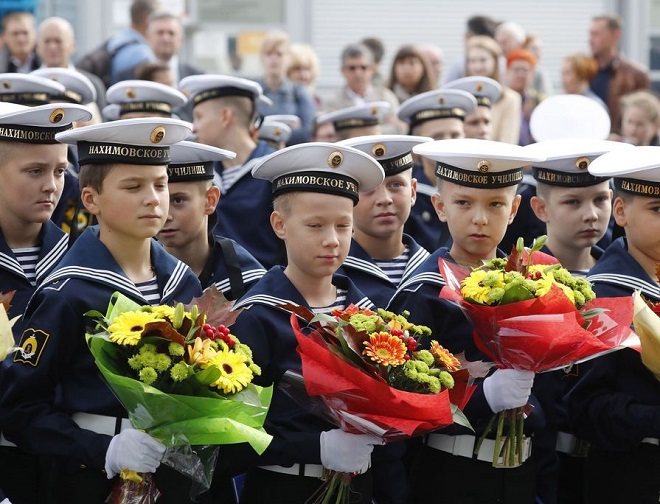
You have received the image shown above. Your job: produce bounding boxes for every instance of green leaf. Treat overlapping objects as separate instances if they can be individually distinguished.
[310,313,339,325]
[193,366,222,386]
[500,284,535,304]
[530,235,547,253]
[451,404,474,431]
[580,307,609,320]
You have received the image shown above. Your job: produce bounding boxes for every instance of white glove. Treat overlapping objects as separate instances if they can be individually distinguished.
[483,369,535,413]
[104,428,166,479]
[320,429,383,473]
[1,498,13,504]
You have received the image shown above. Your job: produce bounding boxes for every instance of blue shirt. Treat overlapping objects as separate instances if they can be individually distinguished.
[107,28,154,85]
[256,79,316,145]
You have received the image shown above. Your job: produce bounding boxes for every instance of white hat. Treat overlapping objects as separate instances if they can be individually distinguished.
[251,142,385,204]
[31,68,97,104]
[338,134,432,176]
[262,114,301,129]
[0,102,92,143]
[524,138,634,187]
[316,101,391,131]
[179,74,273,107]
[167,140,236,183]
[442,76,502,108]
[413,138,545,188]
[0,73,65,106]
[530,94,611,142]
[102,80,187,120]
[56,117,192,166]
[398,89,477,127]
[588,145,660,197]
[258,120,292,146]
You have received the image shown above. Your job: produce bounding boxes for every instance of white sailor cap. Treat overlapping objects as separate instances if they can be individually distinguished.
[413,138,545,188]
[102,80,187,120]
[167,140,236,183]
[588,145,660,197]
[31,68,97,105]
[530,94,611,142]
[179,74,273,108]
[338,134,432,177]
[55,117,192,166]
[0,102,92,144]
[524,138,633,187]
[258,120,292,146]
[262,114,301,129]
[251,142,385,204]
[442,76,502,108]
[316,102,391,132]
[0,73,65,106]
[398,89,477,128]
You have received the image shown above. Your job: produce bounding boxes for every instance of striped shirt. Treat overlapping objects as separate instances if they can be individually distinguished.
[135,277,161,304]
[311,288,347,315]
[13,246,40,286]
[221,165,245,192]
[375,247,410,286]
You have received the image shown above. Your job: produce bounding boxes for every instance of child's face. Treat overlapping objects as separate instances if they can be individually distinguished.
[0,143,67,226]
[621,105,658,146]
[272,192,353,280]
[432,181,520,264]
[83,164,169,240]
[613,194,660,265]
[157,181,217,249]
[353,171,416,241]
[532,182,612,250]
[463,107,492,140]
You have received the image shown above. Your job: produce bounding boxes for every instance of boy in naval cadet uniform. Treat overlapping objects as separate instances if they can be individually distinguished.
[521,138,632,504]
[443,76,502,141]
[335,134,432,307]
[0,117,206,504]
[157,140,266,300]
[0,100,92,504]
[500,94,613,253]
[102,79,188,121]
[179,75,282,269]
[397,88,477,253]
[388,139,546,504]
[567,146,660,504]
[315,101,391,141]
[225,142,390,503]
[257,114,297,151]
[31,67,100,243]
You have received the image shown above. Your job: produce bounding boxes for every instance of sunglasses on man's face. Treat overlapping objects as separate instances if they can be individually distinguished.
[344,64,370,72]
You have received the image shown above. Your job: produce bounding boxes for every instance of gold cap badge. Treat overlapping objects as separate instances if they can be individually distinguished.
[372,143,386,157]
[575,157,590,171]
[327,151,344,168]
[150,126,165,144]
[49,108,64,124]
[477,160,491,172]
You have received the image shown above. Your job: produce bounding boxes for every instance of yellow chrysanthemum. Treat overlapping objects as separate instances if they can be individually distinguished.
[147,305,176,320]
[430,340,461,372]
[107,311,165,346]
[187,337,217,365]
[363,332,407,367]
[461,269,504,305]
[532,269,576,304]
[207,348,254,394]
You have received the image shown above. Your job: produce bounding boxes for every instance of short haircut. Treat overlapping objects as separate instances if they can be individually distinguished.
[563,52,599,81]
[593,14,622,32]
[148,11,180,26]
[360,37,385,64]
[131,0,157,25]
[340,43,373,66]
[273,192,299,215]
[79,163,115,193]
[260,30,290,56]
[287,43,320,82]
[222,95,257,130]
[135,61,172,81]
[496,21,527,45]
[620,90,660,126]
[534,181,552,200]
[0,142,18,166]
[467,15,499,38]
[2,11,33,31]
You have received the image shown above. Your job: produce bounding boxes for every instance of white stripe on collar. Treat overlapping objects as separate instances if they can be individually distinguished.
[587,273,660,299]
[35,234,68,281]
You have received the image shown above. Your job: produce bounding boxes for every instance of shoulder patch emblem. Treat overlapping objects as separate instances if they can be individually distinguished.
[13,328,50,367]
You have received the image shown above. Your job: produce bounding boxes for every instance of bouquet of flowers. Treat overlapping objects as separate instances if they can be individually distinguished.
[282,303,476,503]
[85,288,273,503]
[439,236,638,467]
[0,291,20,361]
[631,265,660,379]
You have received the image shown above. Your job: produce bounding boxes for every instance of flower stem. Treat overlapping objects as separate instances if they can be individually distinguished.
[493,410,505,466]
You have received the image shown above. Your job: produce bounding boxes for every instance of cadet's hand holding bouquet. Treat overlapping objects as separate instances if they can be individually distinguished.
[439,236,638,467]
[85,289,272,503]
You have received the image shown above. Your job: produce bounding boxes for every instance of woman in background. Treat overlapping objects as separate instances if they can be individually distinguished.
[387,44,436,103]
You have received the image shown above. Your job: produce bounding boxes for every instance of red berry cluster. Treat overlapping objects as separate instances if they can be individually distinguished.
[526,270,543,280]
[201,323,235,348]
[391,328,417,355]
